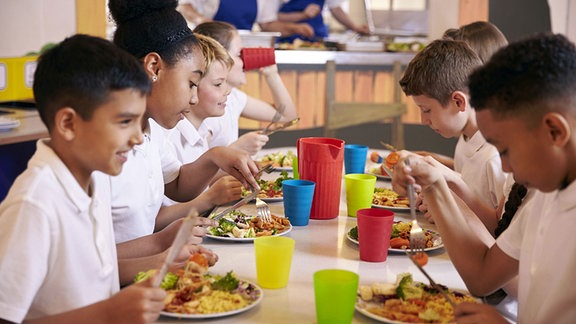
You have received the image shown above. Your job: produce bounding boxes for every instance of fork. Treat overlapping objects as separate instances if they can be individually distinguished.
[255,163,274,178]
[255,198,272,223]
[261,105,285,134]
[405,158,427,252]
[405,249,458,309]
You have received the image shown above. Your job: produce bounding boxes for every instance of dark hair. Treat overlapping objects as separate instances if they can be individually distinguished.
[399,39,483,106]
[109,0,200,67]
[495,183,527,238]
[194,21,237,51]
[33,34,150,131]
[443,21,508,63]
[469,33,576,121]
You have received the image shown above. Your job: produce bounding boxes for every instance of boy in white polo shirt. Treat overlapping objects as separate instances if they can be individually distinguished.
[393,33,576,323]
[399,39,507,233]
[0,34,173,323]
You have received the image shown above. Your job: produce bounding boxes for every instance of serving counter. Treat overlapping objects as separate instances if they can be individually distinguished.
[238,50,420,135]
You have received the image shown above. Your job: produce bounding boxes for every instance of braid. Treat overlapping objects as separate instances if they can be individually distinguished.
[495,182,527,237]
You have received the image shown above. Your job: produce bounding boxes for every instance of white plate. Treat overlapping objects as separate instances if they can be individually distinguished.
[368,172,392,181]
[355,288,476,323]
[206,224,292,242]
[346,227,443,252]
[371,204,409,212]
[272,166,292,172]
[0,117,20,130]
[260,196,283,203]
[160,279,263,319]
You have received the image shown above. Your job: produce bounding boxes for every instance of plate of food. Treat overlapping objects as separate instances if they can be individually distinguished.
[138,254,263,319]
[372,187,410,212]
[366,151,399,180]
[256,150,296,171]
[356,273,479,323]
[242,170,292,202]
[346,221,443,252]
[207,210,292,242]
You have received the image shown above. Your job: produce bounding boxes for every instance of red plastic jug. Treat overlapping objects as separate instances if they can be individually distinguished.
[297,137,345,219]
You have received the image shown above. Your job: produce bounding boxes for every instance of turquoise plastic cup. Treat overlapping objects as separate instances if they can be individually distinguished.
[344,144,369,174]
[282,179,316,226]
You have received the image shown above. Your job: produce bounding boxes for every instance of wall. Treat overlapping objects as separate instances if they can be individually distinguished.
[0,0,76,57]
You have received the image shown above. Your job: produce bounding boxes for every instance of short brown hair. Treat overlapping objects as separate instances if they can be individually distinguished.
[443,21,508,64]
[399,39,483,106]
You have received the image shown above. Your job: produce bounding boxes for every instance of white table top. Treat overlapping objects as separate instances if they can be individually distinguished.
[156,148,466,323]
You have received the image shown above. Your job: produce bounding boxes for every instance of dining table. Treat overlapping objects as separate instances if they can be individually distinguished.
[155,147,496,324]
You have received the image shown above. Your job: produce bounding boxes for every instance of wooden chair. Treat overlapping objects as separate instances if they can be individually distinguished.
[323,60,406,149]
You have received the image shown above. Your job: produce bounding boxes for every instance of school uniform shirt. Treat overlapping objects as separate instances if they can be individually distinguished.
[453,131,507,209]
[110,118,181,243]
[497,180,576,323]
[204,87,247,148]
[0,140,118,323]
[162,118,212,206]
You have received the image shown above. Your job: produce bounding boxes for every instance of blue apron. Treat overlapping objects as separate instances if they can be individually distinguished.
[278,0,326,43]
[214,0,258,30]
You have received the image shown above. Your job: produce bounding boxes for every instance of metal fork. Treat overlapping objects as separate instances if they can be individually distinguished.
[255,198,272,223]
[255,163,274,178]
[405,158,426,252]
[261,105,285,134]
[405,249,458,309]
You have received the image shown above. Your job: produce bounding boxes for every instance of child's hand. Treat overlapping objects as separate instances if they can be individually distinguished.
[206,176,243,205]
[260,64,279,77]
[454,302,509,324]
[170,244,219,270]
[230,131,269,156]
[417,193,435,224]
[392,151,443,196]
[107,276,165,324]
[209,147,261,190]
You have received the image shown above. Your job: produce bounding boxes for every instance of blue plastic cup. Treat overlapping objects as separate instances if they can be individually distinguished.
[344,144,369,174]
[282,179,316,226]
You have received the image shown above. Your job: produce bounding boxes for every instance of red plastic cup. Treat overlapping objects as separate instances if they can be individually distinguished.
[297,137,345,220]
[357,208,395,262]
[241,47,276,71]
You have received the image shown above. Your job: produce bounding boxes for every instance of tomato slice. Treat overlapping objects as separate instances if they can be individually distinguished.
[188,253,208,267]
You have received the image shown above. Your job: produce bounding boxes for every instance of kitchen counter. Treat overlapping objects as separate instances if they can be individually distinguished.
[274,49,415,66]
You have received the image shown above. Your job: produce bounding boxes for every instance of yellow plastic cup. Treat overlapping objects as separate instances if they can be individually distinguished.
[254,236,295,289]
[344,173,377,217]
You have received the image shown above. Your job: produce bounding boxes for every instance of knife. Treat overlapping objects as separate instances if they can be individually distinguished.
[153,211,198,287]
[262,117,300,136]
[210,189,259,221]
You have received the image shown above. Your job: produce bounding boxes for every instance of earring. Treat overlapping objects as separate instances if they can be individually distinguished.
[152,75,158,82]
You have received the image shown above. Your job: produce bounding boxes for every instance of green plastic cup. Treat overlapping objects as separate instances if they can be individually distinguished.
[292,156,299,179]
[344,173,377,217]
[254,236,295,289]
[314,269,359,324]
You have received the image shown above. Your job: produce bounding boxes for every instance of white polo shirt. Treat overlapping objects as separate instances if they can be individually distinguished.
[497,180,576,323]
[454,131,507,209]
[0,140,118,323]
[111,119,181,243]
[169,118,212,164]
[205,87,247,148]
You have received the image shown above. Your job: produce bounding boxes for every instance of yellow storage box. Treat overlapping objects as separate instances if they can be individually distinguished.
[0,56,38,102]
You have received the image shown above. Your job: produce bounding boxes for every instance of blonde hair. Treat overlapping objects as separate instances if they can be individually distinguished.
[194,33,234,72]
[443,21,508,64]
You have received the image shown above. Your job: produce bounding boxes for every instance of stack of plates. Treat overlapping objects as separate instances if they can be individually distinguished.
[0,117,21,130]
